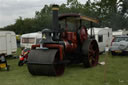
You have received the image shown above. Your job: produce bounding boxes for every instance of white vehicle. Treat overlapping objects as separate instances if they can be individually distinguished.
[0,31,17,56]
[88,27,112,53]
[20,32,42,48]
[112,29,128,36]
[110,35,128,55]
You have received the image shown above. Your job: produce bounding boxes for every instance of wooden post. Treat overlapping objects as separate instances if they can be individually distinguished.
[104,45,109,83]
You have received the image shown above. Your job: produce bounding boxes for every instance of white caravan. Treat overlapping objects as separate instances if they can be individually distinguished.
[0,31,17,56]
[112,29,128,36]
[88,27,112,53]
[20,32,42,48]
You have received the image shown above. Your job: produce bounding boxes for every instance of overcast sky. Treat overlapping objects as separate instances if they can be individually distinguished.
[0,0,88,28]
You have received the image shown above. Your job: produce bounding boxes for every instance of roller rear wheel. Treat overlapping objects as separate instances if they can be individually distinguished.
[82,39,99,67]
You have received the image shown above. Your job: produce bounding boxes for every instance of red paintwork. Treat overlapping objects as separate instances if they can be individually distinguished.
[32,29,88,60]
[80,26,88,43]
[31,14,89,61]
[62,32,77,52]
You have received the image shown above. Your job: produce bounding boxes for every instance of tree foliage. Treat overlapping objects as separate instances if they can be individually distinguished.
[0,0,128,34]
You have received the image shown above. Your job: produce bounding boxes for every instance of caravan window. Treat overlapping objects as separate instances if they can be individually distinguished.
[22,38,35,44]
[98,35,103,42]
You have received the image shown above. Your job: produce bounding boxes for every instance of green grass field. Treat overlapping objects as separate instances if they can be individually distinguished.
[0,52,128,85]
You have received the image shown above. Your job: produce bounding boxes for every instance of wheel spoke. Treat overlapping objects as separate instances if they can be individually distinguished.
[88,43,98,65]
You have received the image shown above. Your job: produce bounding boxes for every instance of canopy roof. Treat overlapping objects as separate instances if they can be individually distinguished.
[59,13,98,23]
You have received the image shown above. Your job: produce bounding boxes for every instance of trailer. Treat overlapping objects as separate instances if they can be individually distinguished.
[0,31,17,56]
[88,27,112,53]
[20,32,42,48]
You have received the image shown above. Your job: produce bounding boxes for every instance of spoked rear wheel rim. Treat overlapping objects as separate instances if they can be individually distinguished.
[82,39,99,67]
[88,40,99,67]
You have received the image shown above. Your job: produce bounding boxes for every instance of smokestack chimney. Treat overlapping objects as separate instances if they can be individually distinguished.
[52,5,59,32]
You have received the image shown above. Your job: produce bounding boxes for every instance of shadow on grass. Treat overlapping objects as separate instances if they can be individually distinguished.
[111,54,128,58]
[66,63,97,70]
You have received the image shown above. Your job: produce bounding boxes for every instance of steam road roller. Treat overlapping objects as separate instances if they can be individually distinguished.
[27,5,99,76]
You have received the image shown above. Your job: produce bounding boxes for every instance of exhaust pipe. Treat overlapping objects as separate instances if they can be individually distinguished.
[52,5,60,40]
[52,5,59,32]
